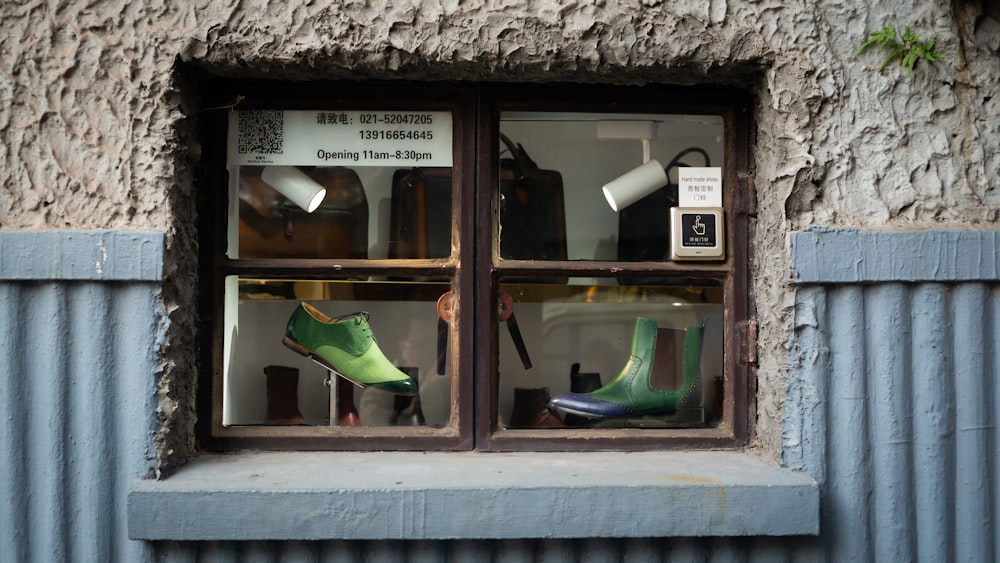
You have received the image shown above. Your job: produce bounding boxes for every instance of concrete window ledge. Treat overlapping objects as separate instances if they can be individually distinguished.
[128,451,818,540]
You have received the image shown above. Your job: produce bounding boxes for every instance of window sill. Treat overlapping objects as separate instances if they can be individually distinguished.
[128,450,818,540]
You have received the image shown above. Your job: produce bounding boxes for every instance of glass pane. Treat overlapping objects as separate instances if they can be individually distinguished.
[227,110,454,260]
[497,113,724,262]
[223,278,455,428]
[496,278,724,429]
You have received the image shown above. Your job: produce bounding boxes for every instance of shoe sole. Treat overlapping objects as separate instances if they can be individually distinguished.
[282,336,364,389]
[548,404,615,420]
[550,403,681,420]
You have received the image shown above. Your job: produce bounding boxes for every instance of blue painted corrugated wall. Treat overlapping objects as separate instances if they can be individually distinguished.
[1,229,997,561]
[787,283,998,562]
[0,282,159,563]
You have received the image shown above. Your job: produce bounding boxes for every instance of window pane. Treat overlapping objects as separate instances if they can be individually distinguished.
[223,278,454,428]
[228,109,454,260]
[205,86,747,450]
[496,278,724,429]
[497,113,724,262]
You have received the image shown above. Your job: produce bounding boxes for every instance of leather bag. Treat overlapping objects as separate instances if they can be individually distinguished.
[387,134,567,265]
[387,167,453,260]
[497,133,568,264]
[238,166,369,259]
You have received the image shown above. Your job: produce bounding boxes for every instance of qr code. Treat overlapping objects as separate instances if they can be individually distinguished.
[237,110,284,154]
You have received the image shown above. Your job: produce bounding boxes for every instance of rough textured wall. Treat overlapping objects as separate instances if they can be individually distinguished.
[746,0,999,456]
[1,0,997,470]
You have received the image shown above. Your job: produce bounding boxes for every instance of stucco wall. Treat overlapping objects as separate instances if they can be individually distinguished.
[2,0,997,469]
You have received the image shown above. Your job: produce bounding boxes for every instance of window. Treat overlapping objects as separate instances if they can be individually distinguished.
[197,81,753,451]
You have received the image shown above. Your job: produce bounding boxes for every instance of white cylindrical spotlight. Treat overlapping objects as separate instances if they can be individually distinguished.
[260,166,327,213]
[601,158,668,212]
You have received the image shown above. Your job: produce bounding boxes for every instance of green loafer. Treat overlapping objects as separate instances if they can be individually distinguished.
[282,302,418,396]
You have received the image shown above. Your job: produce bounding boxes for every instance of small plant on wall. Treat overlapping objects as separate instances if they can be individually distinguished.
[854,24,945,75]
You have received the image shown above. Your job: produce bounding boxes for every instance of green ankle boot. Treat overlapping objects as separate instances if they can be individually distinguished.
[548,317,703,418]
[282,303,418,396]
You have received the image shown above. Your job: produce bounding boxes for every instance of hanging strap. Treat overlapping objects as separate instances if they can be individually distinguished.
[499,132,538,179]
[434,291,532,374]
[497,292,532,369]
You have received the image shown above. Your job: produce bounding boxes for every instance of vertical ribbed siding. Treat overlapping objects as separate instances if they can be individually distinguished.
[911,284,952,563]
[149,537,819,562]
[0,282,158,563]
[148,285,997,561]
[4,228,998,562]
[953,284,995,562]
[789,282,999,563]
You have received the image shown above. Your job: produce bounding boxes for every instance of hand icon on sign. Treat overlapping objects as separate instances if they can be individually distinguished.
[692,215,706,236]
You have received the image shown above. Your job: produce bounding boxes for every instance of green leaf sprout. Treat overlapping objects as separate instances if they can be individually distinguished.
[854,24,945,75]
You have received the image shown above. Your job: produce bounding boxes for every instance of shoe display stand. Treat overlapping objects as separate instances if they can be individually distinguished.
[223,281,453,429]
[496,282,724,431]
[225,278,723,433]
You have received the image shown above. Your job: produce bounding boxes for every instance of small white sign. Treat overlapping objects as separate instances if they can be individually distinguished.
[678,167,723,207]
[227,109,453,167]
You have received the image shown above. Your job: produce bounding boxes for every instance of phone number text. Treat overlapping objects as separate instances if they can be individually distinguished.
[359,129,435,141]
[359,113,434,125]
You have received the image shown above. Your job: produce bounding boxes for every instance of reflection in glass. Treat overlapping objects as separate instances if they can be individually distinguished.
[386,167,454,259]
[497,114,724,263]
[497,278,724,430]
[237,166,370,259]
[223,278,454,428]
[232,165,454,260]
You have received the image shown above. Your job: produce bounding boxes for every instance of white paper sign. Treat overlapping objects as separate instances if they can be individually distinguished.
[227,109,453,167]
[678,167,723,207]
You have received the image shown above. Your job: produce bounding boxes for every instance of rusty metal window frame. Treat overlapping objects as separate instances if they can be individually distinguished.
[196,80,754,451]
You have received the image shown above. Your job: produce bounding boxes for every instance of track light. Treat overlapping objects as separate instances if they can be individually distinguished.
[601,159,668,212]
[260,166,327,213]
[597,120,667,212]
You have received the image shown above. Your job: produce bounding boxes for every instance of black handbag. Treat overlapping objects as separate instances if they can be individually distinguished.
[497,133,568,263]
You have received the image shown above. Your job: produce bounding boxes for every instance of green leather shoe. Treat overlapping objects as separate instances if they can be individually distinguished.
[548,317,703,418]
[282,303,418,396]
